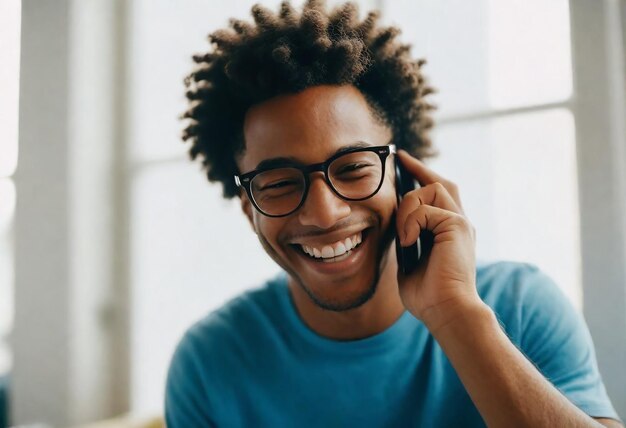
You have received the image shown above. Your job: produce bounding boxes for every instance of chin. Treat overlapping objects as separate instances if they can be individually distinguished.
[298,272,379,312]
[290,234,386,312]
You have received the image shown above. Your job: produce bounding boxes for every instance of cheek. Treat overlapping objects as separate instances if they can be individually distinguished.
[251,216,288,265]
[383,161,397,196]
[252,213,287,248]
[378,171,398,212]
[363,175,397,228]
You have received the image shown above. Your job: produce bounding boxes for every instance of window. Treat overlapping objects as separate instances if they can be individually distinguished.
[384,0,580,307]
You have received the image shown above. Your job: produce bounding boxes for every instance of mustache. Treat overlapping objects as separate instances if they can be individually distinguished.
[281,216,378,242]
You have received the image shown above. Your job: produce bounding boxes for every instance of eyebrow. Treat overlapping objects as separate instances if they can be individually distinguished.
[254,141,373,171]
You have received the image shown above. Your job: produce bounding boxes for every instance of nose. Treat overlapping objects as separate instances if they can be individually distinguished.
[298,173,351,229]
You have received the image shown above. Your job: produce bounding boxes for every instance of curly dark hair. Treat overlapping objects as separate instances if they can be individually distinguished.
[182,0,438,199]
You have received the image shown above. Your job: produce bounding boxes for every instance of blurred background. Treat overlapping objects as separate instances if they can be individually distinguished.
[1,0,625,426]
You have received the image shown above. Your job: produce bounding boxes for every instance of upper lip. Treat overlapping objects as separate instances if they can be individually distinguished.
[288,227,369,247]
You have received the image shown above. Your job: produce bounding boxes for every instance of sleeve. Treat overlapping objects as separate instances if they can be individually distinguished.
[164,329,217,428]
[518,266,621,422]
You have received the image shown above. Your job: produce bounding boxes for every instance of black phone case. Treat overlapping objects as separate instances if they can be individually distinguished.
[394,158,434,275]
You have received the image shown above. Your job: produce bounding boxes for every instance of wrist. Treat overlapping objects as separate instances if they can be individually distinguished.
[421,295,495,337]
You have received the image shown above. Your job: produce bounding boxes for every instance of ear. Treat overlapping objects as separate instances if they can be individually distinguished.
[239,189,256,232]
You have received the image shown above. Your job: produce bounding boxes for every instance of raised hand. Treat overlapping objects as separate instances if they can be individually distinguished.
[395,149,482,332]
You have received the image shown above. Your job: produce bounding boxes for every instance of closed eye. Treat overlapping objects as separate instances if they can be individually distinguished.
[337,163,371,173]
[260,181,297,191]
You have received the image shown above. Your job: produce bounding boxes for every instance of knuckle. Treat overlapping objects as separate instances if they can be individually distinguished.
[456,215,472,231]
[433,181,446,192]
[416,204,429,214]
[406,190,425,206]
[407,207,421,222]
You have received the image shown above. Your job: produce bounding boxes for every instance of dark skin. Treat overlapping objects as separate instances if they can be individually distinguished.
[238,84,403,341]
[236,84,622,427]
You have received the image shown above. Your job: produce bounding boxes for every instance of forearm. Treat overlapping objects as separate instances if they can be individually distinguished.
[425,299,605,428]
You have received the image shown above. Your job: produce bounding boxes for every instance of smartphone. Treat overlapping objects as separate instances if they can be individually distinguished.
[394,157,434,275]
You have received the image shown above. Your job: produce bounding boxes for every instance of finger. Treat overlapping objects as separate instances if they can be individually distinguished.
[396,149,446,185]
[401,204,472,247]
[396,149,465,214]
[396,182,462,241]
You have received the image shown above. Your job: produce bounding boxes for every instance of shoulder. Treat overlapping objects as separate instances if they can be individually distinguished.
[475,260,573,345]
[168,272,286,379]
[179,272,286,360]
[475,259,550,300]
[474,262,619,420]
[475,259,566,307]
[165,273,286,413]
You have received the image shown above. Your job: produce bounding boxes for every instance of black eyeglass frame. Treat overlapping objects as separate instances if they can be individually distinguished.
[234,144,397,218]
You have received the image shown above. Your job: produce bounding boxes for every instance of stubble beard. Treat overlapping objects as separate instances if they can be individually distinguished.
[258,218,397,312]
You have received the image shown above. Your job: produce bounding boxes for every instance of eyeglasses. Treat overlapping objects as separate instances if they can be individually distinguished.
[234,144,396,217]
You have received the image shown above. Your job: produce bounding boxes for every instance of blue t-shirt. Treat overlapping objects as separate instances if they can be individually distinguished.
[164,261,619,427]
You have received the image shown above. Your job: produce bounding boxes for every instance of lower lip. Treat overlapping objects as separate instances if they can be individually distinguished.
[293,230,370,276]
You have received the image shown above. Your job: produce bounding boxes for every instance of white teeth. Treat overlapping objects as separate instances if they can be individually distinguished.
[299,230,364,260]
[321,246,334,258]
[334,242,347,257]
[344,238,352,249]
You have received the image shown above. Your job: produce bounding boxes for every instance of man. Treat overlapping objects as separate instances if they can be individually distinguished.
[165,1,622,426]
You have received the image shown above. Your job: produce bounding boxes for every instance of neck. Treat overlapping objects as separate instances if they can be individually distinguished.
[287,247,406,341]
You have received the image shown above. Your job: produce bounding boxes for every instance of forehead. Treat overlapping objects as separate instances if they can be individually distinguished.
[239,85,390,172]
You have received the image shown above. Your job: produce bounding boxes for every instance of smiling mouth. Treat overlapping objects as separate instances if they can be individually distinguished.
[290,228,371,263]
